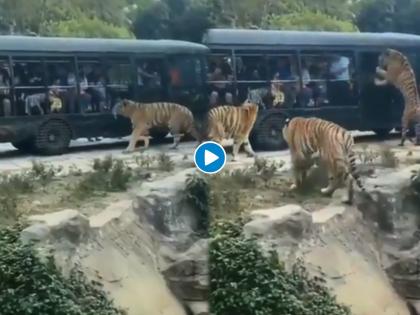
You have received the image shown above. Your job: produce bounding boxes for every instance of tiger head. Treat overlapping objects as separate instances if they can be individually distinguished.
[378,48,408,74]
[112,98,137,119]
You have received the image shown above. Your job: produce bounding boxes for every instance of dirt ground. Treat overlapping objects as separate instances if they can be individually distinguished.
[1,131,420,224]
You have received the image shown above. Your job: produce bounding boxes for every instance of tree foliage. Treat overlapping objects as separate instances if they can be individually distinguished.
[132,0,213,42]
[263,11,358,32]
[42,16,133,38]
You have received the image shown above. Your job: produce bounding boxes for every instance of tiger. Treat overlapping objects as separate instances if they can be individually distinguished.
[206,100,259,161]
[112,99,201,153]
[375,48,420,146]
[282,116,366,204]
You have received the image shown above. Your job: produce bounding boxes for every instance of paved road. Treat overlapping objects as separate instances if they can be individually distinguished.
[0,130,405,173]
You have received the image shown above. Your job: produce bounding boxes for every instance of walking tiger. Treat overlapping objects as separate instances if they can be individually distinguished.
[112,99,201,153]
[206,100,259,161]
[282,116,366,204]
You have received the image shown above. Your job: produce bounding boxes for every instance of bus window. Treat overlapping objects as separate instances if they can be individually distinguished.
[267,54,299,108]
[135,58,165,102]
[167,55,203,88]
[45,57,77,114]
[326,53,357,106]
[207,54,234,107]
[0,58,11,117]
[12,57,46,116]
[299,54,329,107]
[77,58,105,113]
[105,58,132,110]
[236,55,269,108]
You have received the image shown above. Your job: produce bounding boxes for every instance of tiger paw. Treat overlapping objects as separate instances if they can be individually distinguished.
[289,184,298,191]
[320,188,333,196]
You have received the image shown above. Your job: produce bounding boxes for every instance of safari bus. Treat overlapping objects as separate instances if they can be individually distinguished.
[0,36,209,155]
[203,28,420,150]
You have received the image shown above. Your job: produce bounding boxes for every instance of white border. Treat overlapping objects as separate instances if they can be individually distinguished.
[193,141,227,174]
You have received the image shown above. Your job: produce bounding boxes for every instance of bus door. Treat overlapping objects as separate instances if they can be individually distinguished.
[297,51,360,129]
[358,51,402,131]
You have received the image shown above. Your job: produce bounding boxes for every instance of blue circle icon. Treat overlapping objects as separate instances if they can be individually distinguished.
[194,141,226,174]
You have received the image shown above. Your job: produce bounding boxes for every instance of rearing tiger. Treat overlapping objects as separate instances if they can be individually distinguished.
[206,100,259,161]
[282,116,365,204]
[375,48,420,146]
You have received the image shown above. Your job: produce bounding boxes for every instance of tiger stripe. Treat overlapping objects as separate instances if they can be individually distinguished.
[375,48,420,146]
[207,101,259,161]
[282,116,366,204]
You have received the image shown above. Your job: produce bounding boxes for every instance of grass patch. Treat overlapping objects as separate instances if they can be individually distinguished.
[70,156,131,201]
[379,145,399,168]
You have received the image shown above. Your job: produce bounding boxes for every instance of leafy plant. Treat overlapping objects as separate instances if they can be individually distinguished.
[30,160,60,184]
[71,156,131,200]
[379,146,398,168]
[210,220,351,315]
[157,153,174,172]
[183,173,210,235]
[357,144,379,165]
[135,154,154,169]
[0,224,125,315]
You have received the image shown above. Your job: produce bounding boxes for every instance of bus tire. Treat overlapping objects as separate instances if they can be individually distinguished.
[149,127,169,141]
[12,138,35,153]
[373,128,391,138]
[251,114,288,151]
[34,119,72,155]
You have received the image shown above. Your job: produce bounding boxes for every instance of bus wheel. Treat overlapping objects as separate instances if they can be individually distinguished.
[12,138,35,153]
[252,115,288,151]
[373,128,391,138]
[149,127,169,141]
[34,120,72,155]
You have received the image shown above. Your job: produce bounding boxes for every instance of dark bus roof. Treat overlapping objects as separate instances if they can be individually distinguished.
[203,28,420,48]
[0,35,209,54]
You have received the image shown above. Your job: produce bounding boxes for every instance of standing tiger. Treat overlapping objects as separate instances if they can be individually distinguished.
[206,100,259,161]
[282,116,365,204]
[375,48,420,146]
[112,99,200,153]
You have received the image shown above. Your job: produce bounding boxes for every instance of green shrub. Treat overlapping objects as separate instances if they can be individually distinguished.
[157,153,175,172]
[0,224,125,315]
[210,220,351,315]
[71,157,131,200]
[183,173,210,235]
[30,160,60,184]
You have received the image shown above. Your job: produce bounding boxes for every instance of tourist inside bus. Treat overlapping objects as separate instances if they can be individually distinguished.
[329,55,351,105]
[208,63,233,106]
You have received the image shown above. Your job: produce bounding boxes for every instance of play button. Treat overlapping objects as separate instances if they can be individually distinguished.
[205,150,219,166]
[194,141,226,174]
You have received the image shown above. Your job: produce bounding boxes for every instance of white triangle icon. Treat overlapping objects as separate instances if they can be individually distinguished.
[204,150,219,166]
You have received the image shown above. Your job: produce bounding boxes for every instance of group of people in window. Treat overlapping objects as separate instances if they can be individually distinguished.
[0,59,172,117]
[207,54,354,108]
